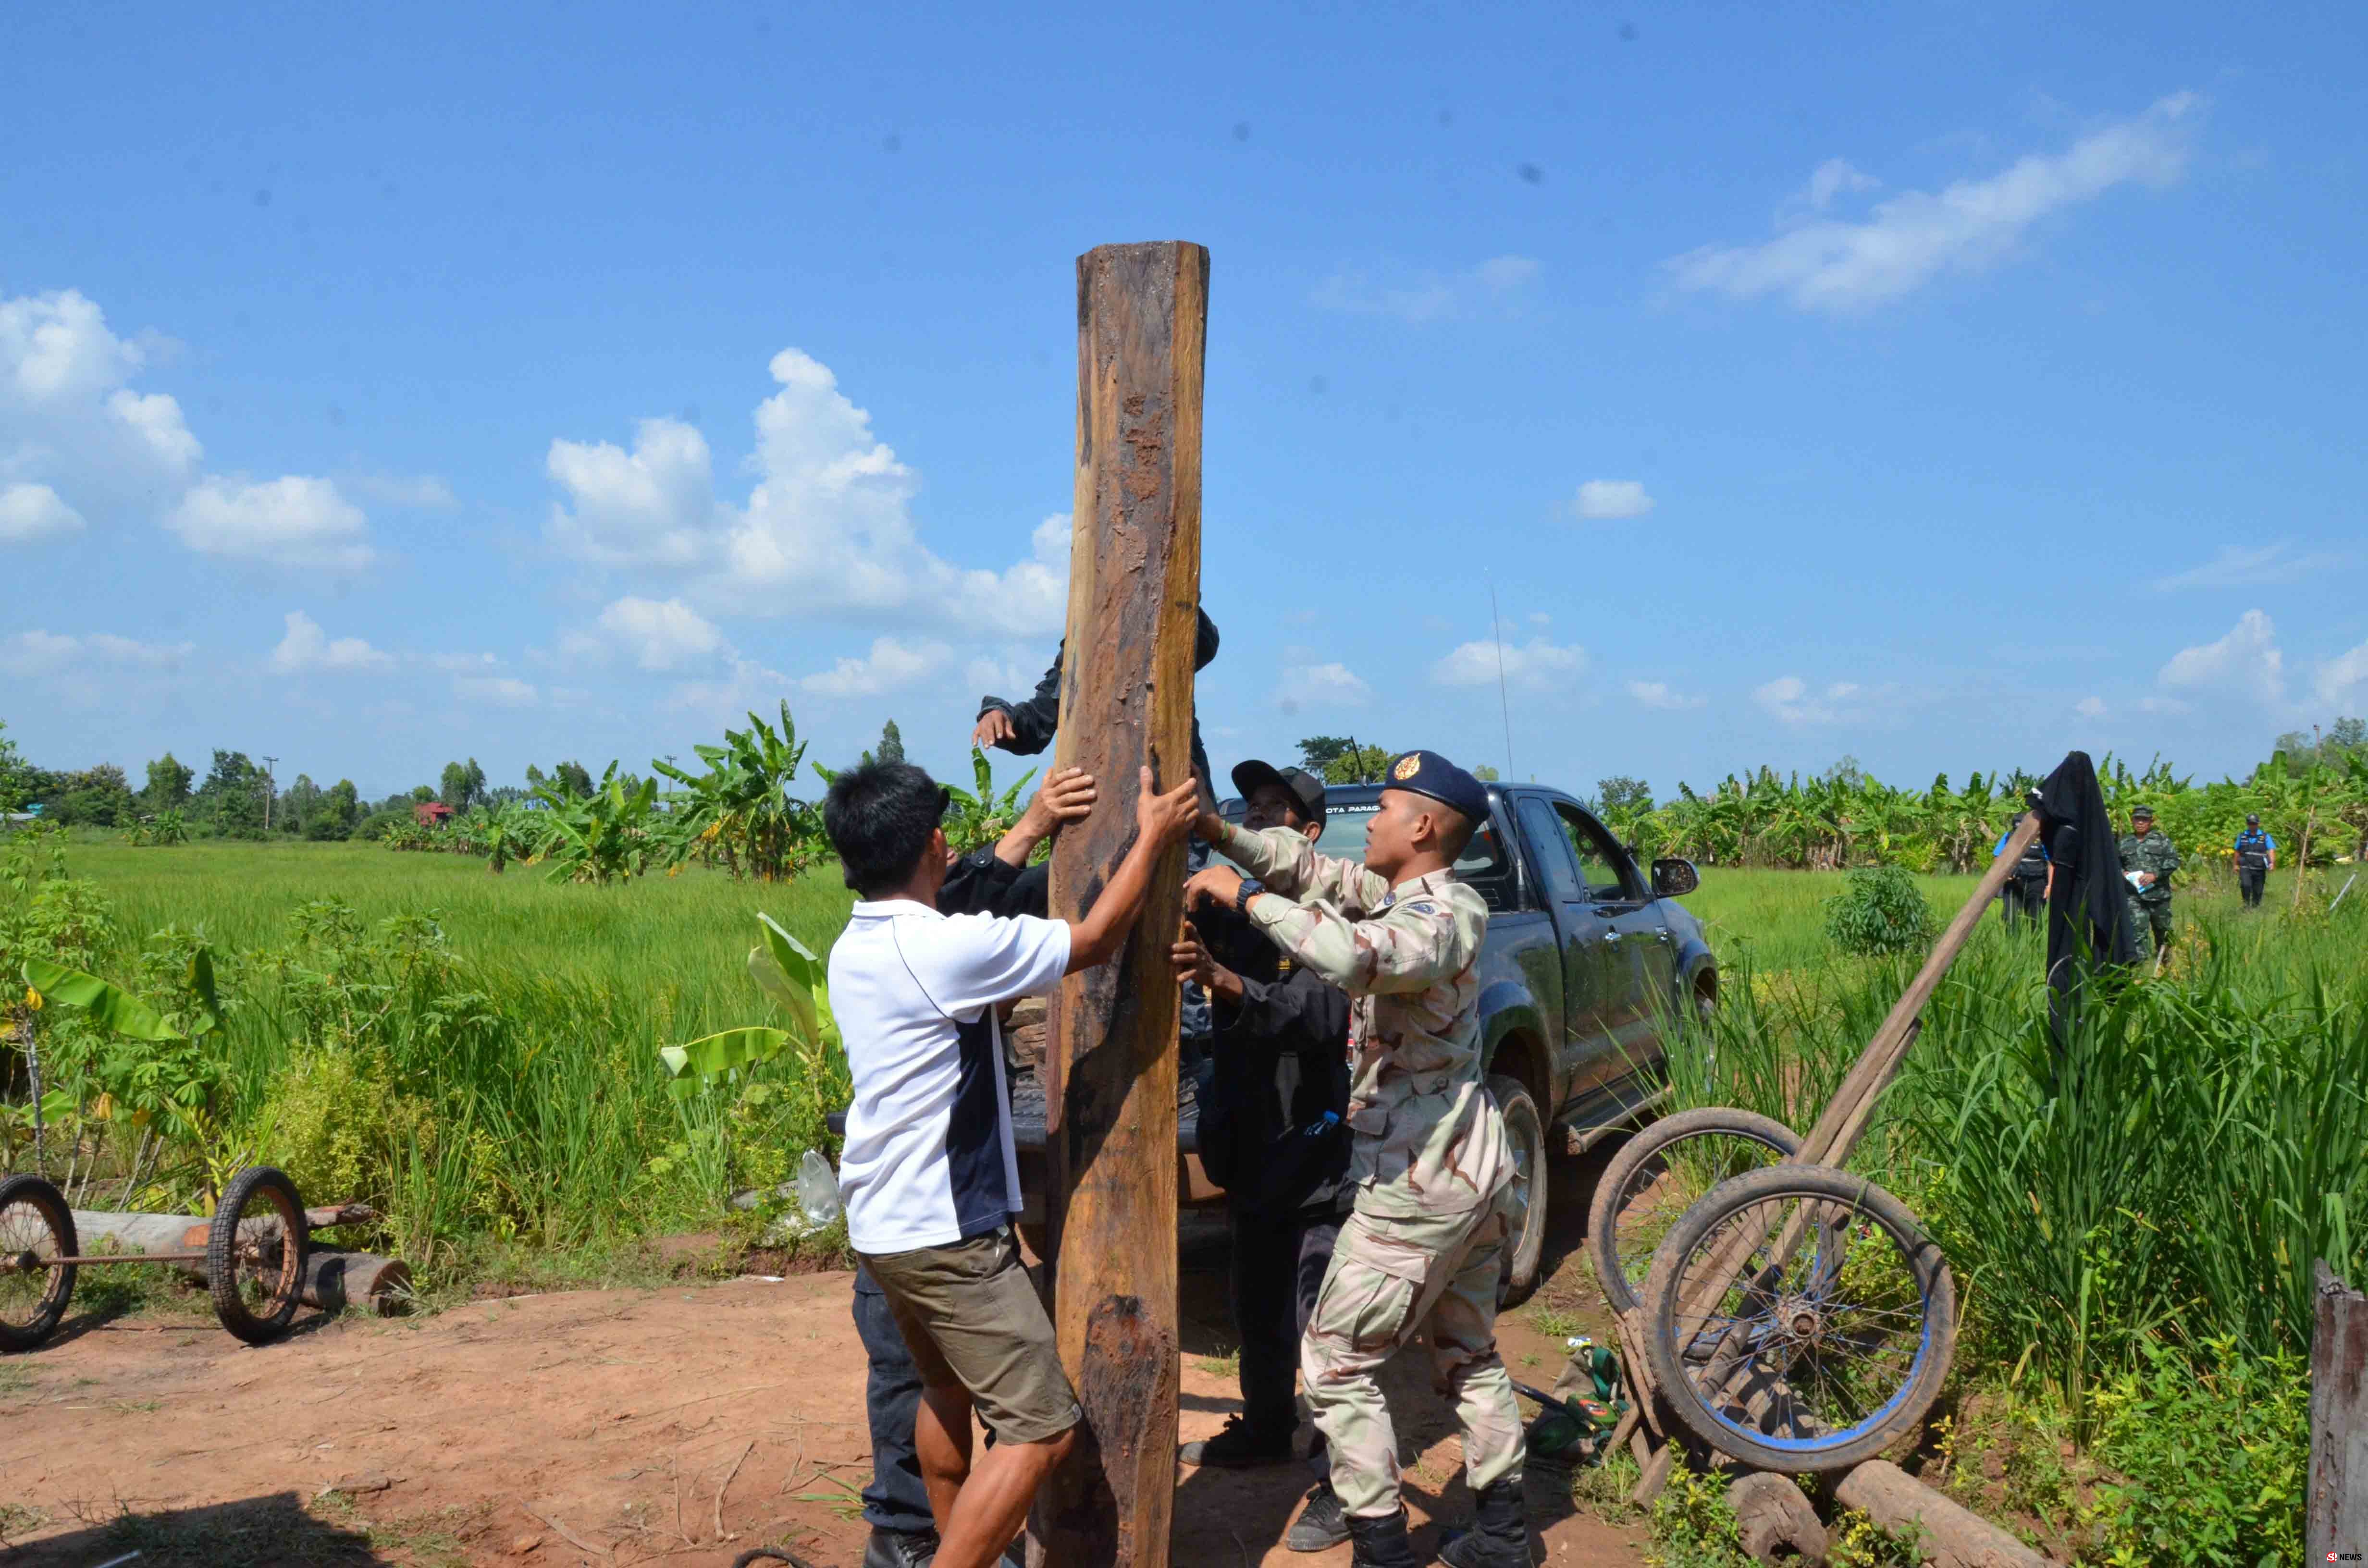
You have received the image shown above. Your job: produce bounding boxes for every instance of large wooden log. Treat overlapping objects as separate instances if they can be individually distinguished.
[2309,1261,2368,1559]
[1031,240,1207,1568]
[1726,1471,1827,1564]
[1832,1461,2047,1568]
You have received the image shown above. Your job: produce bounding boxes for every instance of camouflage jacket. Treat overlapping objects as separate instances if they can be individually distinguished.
[1213,822,1511,1220]
[2117,831,2181,903]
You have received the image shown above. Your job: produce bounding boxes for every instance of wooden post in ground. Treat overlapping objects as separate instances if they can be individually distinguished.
[2309,1260,2367,1559]
[1031,240,1207,1568]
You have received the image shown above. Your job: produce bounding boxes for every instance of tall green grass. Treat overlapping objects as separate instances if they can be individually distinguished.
[1663,879,2368,1416]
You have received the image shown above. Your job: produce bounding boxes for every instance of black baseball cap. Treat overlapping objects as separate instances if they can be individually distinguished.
[2246,812,2261,825]
[1230,760,1326,826]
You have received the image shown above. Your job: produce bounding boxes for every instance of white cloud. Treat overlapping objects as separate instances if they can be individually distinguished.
[431,651,501,674]
[2158,609,2284,705]
[596,595,724,673]
[454,675,537,706]
[1627,680,1706,710]
[1668,92,2201,313]
[0,482,84,542]
[545,353,1069,639]
[268,610,392,674]
[3,629,193,675]
[1311,254,1540,324]
[166,476,375,569]
[346,472,459,509]
[963,655,1040,698]
[1753,674,1863,726]
[2312,638,2368,710]
[2075,696,2108,718]
[1574,479,1655,521]
[2148,541,2359,592]
[801,636,951,698]
[1,290,200,512]
[1794,158,1879,217]
[1432,637,1588,691]
[1298,662,1373,706]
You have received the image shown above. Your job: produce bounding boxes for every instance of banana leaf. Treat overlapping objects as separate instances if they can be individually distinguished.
[754,912,823,1044]
[662,1026,793,1085]
[21,957,185,1042]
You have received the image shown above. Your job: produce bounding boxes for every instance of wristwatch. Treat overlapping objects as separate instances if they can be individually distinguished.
[1234,877,1264,916]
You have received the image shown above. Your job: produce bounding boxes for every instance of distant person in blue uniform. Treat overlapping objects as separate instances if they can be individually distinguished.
[2234,813,2277,909]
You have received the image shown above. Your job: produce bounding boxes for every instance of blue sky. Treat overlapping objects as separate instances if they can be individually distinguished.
[6,2,2365,802]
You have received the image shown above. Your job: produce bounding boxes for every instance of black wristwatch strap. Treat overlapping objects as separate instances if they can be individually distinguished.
[1235,877,1264,915]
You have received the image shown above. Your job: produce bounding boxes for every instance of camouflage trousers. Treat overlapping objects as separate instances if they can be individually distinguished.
[1301,1191,1525,1519]
[2132,899,2173,958]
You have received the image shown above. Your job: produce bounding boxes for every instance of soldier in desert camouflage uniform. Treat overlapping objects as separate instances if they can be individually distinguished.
[1184,750,1528,1568]
[2117,805,2180,964]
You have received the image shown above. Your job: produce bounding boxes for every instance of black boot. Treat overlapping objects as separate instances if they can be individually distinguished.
[1437,1476,1529,1568]
[1344,1507,1423,1568]
[862,1527,937,1568]
[1285,1481,1350,1552]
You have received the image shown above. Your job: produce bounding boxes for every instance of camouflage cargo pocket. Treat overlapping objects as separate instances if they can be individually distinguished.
[1311,1215,1433,1355]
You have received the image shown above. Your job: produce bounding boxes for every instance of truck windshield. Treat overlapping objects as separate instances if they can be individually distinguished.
[1312,803,1507,880]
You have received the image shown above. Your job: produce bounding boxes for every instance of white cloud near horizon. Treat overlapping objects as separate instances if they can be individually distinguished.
[1,287,376,567]
[544,350,1070,641]
[2158,609,2285,706]
[269,611,392,674]
[596,596,724,673]
[454,675,537,707]
[345,472,459,510]
[4,628,194,675]
[2318,639,2368,710]
[1433,637,1587,692]
[167,476,375,570]
[1574,479,1655,521]
[1628,680,1706,711]
[1300,662,1373,706]
[801,636,951,698]
[1668,92,2201,313]
[0,482,84,542]
[1311,254,1539,324]
[1754,675,1867,725]
[2148,541,2360,592]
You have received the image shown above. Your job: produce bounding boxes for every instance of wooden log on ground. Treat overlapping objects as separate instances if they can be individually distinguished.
[1031,240,1207,1568]
[302,1251,413,1315]
[2309,1260,2368,1559]
[1832,1461,2047,1568]
[1726,1472,1827,1564]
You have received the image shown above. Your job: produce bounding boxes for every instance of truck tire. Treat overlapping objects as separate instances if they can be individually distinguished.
[1586,1107,1800,1319]
[1488,1075,1548,1306]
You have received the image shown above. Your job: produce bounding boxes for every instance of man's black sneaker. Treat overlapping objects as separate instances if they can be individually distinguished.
[1343,1506,1422,1568]
[1437,1476,1531,1568]
[1179,1415,1295,1469]
[863,1526,938,1568]
[1285,1481,1350,1553]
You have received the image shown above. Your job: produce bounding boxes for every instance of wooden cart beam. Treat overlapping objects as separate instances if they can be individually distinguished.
[1032,240,1208,1568]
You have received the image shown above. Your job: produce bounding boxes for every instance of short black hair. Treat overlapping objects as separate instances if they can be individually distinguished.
[824,761,947,896]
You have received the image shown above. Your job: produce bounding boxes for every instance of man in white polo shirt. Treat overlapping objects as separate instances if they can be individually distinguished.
[825,758,1198,1568]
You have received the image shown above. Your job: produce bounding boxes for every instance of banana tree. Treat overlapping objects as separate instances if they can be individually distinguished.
[532,763,657,884]
[661,912,834,1091]
[941,747,1036,853]
[653,702,821,882]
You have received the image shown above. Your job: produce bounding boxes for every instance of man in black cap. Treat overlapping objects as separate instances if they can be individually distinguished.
[1171,761,1355,1550]
[1183,751,1527,1568]
[2234,812,2277,909]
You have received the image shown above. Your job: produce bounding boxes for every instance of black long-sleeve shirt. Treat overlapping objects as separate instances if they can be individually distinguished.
[976,610,1220,788]
[1196,906,1352,1219]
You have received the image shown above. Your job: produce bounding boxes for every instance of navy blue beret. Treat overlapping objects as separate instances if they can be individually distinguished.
[1382,750,1490,825]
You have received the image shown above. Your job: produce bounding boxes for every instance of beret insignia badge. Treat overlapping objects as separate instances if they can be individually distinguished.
[1393,754,1421,781]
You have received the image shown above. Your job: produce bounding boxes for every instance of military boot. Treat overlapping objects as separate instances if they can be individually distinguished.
[1436,1477,1529,1568]
[1344,1507,1423,1568]
[862,1526,937,1568]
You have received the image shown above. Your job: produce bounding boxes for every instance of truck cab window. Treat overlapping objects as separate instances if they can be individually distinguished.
[1555,804,1634,902]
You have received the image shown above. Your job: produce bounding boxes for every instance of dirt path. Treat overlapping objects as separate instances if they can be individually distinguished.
[3,1169,1648,1567]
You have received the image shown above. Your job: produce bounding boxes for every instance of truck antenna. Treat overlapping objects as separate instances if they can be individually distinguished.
[1489,578,1515,781]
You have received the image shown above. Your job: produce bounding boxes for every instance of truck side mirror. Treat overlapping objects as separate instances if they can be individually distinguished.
[1651,858,1700,898]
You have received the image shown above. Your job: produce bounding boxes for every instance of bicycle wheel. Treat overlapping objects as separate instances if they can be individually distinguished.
[1587,1107,1799,1319]
[1640,1164,1955,1474]
[209,1166,308,1345]
[0,1174,77,1352]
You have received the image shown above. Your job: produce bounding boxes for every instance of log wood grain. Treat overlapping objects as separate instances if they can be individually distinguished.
[1031,240,1207,1568]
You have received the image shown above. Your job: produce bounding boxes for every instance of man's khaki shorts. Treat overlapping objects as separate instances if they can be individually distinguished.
[858,1226,1081,1445]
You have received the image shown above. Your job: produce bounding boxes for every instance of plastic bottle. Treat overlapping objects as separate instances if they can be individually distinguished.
[796,1148,842,1228]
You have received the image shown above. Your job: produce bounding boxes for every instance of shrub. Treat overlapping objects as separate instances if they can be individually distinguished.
[353,806,412,842]
[1822,866,1936,956]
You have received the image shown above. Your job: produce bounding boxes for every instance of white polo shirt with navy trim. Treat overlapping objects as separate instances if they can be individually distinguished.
[829,898,1072,1256]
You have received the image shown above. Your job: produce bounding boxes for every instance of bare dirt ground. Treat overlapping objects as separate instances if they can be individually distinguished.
[1,1159,1647,1568]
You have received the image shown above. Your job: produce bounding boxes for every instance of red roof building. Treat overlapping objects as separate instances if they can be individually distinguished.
[414,801,455,827]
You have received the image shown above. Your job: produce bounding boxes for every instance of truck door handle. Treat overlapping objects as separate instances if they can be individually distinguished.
[1603,931,1622,946]
[1655,929,1672,944]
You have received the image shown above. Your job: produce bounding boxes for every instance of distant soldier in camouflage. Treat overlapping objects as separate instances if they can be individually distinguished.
[1184,750,1526,1568]
[2117,806,2180,964]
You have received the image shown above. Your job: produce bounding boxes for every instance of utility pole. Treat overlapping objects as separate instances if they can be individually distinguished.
[1035,240,1206,1568]
[260,756,278,833]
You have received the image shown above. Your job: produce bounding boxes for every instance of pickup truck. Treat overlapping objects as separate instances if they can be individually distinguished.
[1002,781,1716,1300]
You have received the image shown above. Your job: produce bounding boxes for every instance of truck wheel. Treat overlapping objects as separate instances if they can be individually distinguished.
[1488,1075,1548,1306]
